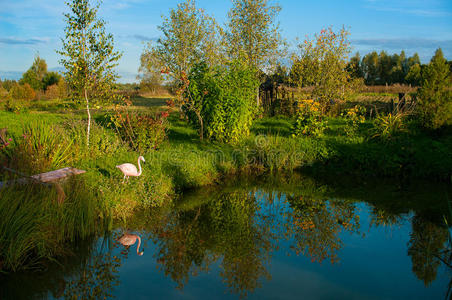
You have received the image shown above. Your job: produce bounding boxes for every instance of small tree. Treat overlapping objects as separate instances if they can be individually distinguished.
[292,26,357,112]
[58,0,122,146]
[417,48,452,129]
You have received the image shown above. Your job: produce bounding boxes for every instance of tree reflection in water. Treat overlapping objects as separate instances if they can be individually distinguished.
[63,233,123,300]
[148,179,364,297]
[408,214,449,286]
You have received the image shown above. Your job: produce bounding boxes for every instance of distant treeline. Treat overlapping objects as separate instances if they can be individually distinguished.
[264,50,452,88]
[347,51,452,86]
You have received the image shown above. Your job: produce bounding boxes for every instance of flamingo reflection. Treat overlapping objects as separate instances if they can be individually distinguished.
[118,233,144,256]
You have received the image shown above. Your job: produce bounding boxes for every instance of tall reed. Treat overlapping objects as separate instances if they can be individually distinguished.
[0,178,109,272]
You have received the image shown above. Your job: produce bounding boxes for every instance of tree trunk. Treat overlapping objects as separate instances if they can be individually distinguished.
[85,87,91,147]
[256,86,260,107]
[195,111,203,140]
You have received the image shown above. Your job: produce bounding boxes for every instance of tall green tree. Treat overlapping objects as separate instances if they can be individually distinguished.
[361,51,379,85]
[417,48,452,129]
[58,0,122,146]
[20,55,48,91]
[140,0,222,88]
[346,52,362,79]
[405,63,422,86]
[226,0,284,105]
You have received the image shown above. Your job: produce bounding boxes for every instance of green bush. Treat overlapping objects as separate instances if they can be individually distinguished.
[4,99,24,113]
[341,105,366,136]
[104,110,168,153]
[370,113,406,141]
[293,99,328,137]
[9,121,74,174]
[185,61,259,143]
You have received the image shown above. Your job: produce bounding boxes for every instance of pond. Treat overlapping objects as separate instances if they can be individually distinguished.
[1,174,451,299]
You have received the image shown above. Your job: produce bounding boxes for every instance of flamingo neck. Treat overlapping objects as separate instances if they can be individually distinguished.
[136,236,141,254]
[137,157,142,176]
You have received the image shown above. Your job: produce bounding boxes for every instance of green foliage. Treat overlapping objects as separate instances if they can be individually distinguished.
[359,51,421,85]
[105,110,169,153]
[42,72,62,90]
[291,27,358,111]
[341,105,366,136]
[4,99,24,113]
[58,0,122,101]
[20,56,47,91]
[10,121,74,174]
[370,113,405,141]
[140,0,222,90]
[227,0,284,70]
[185,61,259,143]
[0,179,106,272]
[405,63,422,86]
[346,52,363,79]
[293,99,328,137]
[58,0,122,146]
[417,48,452,129]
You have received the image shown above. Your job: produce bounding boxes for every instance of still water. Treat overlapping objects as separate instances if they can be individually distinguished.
[2,174,451,299]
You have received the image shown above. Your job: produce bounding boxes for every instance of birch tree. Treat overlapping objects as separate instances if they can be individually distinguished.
[139,0,222,87]
[226,0,284,106]
[58,0,122,146]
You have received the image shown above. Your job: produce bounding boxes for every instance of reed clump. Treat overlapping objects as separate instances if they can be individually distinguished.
[0,178,108,272]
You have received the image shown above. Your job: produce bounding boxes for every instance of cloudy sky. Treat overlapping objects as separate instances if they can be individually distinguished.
[0,0,451,82]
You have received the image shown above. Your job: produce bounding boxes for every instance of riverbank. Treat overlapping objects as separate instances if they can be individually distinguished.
[0,104,451,271]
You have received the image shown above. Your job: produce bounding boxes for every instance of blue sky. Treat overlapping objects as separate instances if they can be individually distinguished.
[0,0,451,83]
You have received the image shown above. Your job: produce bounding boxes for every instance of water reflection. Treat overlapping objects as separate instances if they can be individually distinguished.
[118,233,144,256]
[1,175,450,299]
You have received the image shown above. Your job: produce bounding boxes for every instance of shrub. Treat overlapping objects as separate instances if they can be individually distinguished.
[185,61,259,143]
[64,119,121,160]
[44,84,60,99]
[371,113,405,141]
[9,83,36,100]
[10,121,74,174]
[0,86,9,100]
[341,105,366,136]
[106,108,168,153]
[4,99,24,113]
[293,99,328,137]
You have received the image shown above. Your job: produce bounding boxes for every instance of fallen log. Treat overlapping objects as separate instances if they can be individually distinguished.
[0,167,86,187]
[0,167,86,203]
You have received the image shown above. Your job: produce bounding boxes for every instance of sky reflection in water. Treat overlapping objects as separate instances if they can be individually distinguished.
[1,175,451,299]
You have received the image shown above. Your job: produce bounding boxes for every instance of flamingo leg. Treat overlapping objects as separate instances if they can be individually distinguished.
[122,175,126,184]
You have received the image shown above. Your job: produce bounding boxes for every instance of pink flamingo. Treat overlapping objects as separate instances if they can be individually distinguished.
[118,233,144,256]
[116,156,145,183]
